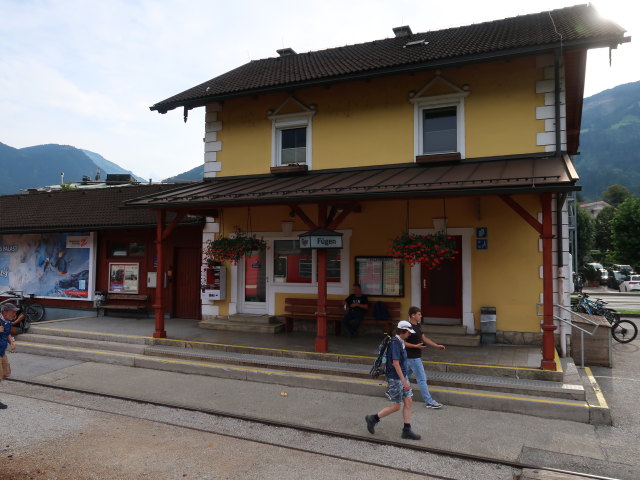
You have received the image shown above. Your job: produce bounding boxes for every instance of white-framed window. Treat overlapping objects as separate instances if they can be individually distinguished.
[271,113,313,168]
[412,93,467,159]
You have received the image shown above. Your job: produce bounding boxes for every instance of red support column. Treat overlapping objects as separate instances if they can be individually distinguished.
[541,193,557,370]
[315,248,328,353]
[153,210,167,338]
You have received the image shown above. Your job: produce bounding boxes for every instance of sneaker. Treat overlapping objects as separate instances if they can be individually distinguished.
[401,429,421,440]
[0,402,7,409]
[425,401,443,409]
[365,414,378,434]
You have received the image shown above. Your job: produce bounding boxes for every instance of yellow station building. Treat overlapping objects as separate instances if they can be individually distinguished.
[128,5,629,369]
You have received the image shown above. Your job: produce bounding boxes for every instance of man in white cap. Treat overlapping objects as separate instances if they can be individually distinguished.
[365,320,421,440]
[0,303,18,409]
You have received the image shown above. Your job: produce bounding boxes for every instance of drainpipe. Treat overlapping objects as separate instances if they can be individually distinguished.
[554,49,562,155]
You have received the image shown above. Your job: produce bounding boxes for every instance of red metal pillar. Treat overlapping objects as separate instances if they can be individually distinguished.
[153,210,167,338]
[540,193,556,370]
[315,248,328,353]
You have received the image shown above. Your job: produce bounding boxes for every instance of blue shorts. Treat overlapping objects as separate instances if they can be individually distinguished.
[386,378,413,404]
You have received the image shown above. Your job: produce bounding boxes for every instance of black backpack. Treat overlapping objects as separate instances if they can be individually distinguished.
[373,301,390,321]
[369,334,392,378]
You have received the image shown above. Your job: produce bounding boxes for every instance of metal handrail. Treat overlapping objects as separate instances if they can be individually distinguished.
[536,303,601,368]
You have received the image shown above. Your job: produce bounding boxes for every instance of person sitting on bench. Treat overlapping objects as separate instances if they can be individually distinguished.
[342,283,368,337]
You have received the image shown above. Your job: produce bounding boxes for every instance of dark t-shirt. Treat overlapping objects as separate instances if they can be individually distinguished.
[344,294,368,310]
[406,322,424,359]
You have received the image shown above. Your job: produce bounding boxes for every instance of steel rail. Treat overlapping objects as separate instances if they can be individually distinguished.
[6,378,621,480]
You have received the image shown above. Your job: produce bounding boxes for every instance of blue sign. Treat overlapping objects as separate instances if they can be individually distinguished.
[476,239,488,250]
[476,227,488,239]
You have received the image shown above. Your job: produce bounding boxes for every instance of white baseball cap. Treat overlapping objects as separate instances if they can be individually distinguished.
[397,320,416,333]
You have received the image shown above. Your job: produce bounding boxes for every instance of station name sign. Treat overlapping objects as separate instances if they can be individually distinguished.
[299,227,343,249]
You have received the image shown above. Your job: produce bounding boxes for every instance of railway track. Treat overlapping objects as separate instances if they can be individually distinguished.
[4,378,619,480]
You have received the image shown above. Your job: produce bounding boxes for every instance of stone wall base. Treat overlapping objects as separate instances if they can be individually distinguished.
[496,331,543,345]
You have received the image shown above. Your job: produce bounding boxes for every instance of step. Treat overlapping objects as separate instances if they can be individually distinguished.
[429,333,481,347]
[198,317,284,333]
[14,338,601,424]
[423,324,468,335]
[26,325,561,381]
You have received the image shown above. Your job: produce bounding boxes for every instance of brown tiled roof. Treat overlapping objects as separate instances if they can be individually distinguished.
[0,184,202,233]
[124,154,579,209]
[151,4,627,113]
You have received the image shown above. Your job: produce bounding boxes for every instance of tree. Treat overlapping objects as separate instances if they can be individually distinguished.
[611,197,640,266]
[576,207,594,262]
[594,206,615,253]
[602,184,632,207]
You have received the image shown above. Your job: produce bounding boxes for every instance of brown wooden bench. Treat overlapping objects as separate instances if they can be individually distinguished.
[282,297,401,335]
[99,293,149,315]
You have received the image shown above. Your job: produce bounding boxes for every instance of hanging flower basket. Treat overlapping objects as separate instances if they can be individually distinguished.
[387,232,458,268]
[204,229,267,266]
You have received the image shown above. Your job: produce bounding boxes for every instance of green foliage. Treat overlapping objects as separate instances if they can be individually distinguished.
[59,182,77,191]
[594,206,615,252]
[576,207,594,261]
[611,197,640,265]
[602,184,632,206]
[579,263,600,282]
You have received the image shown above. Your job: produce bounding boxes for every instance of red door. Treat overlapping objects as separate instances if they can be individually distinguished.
[420,236,462,323]
[173,247,202,319]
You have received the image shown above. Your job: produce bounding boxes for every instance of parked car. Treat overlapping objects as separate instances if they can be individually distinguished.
[613,264,635,275]
[606,269,628,291]
[620,275,640,292]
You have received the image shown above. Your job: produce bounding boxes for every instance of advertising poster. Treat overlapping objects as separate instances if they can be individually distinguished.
[108,263,139,293]
[0,233,94,299]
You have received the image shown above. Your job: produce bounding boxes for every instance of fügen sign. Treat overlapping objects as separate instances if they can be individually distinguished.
[299,227,343,249]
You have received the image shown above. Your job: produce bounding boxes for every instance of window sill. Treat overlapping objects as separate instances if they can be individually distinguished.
[270,164,309,174]
[415,152,461,165]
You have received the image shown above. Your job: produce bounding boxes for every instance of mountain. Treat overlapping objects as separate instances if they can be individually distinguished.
[163,164,203,183]
[0,143,144,194]
[81,149,145,183]
[576,81,640,201]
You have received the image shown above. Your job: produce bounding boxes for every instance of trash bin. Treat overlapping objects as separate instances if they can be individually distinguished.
[480,307,496,344]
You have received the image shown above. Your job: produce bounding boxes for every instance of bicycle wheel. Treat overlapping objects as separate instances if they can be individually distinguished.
[24,303,45,322]
[611,319,638,344]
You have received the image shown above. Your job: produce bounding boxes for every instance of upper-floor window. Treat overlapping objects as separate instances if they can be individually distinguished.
[269,96,315,169]
[422,106,457,154]
[272,115,312,167]
[410,75,468,160]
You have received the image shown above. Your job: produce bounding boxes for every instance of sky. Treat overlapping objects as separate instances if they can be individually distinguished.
[0,0,638,182]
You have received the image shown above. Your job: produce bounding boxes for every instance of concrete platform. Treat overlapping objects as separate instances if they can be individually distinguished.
[12,315,611,424]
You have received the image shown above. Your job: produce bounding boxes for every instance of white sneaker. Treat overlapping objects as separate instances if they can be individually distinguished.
[425,401,443,409]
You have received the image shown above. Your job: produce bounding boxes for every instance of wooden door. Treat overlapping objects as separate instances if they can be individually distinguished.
[420,236,462,323]
[173,247,201,319]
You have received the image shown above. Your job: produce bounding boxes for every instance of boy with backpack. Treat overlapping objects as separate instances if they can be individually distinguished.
[365,320,421,440]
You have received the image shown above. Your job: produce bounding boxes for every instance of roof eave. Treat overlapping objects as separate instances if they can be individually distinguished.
[151,35,629,114]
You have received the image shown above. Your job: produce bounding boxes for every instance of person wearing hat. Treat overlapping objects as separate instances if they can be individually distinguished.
[365,320,421,440]
[0,303,18,409]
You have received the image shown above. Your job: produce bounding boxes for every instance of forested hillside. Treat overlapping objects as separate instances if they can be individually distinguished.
[576,81,640,201]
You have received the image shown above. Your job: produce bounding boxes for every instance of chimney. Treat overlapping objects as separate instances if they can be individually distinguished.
[392,25,413,37]
[277,48,297,57]
[60,172,64,184]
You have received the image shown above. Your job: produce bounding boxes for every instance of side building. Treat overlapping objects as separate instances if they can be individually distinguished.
[0,184,203,320]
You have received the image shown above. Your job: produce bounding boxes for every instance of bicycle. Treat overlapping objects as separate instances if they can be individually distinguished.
[573,293,638,344]
[0,290,46,333]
